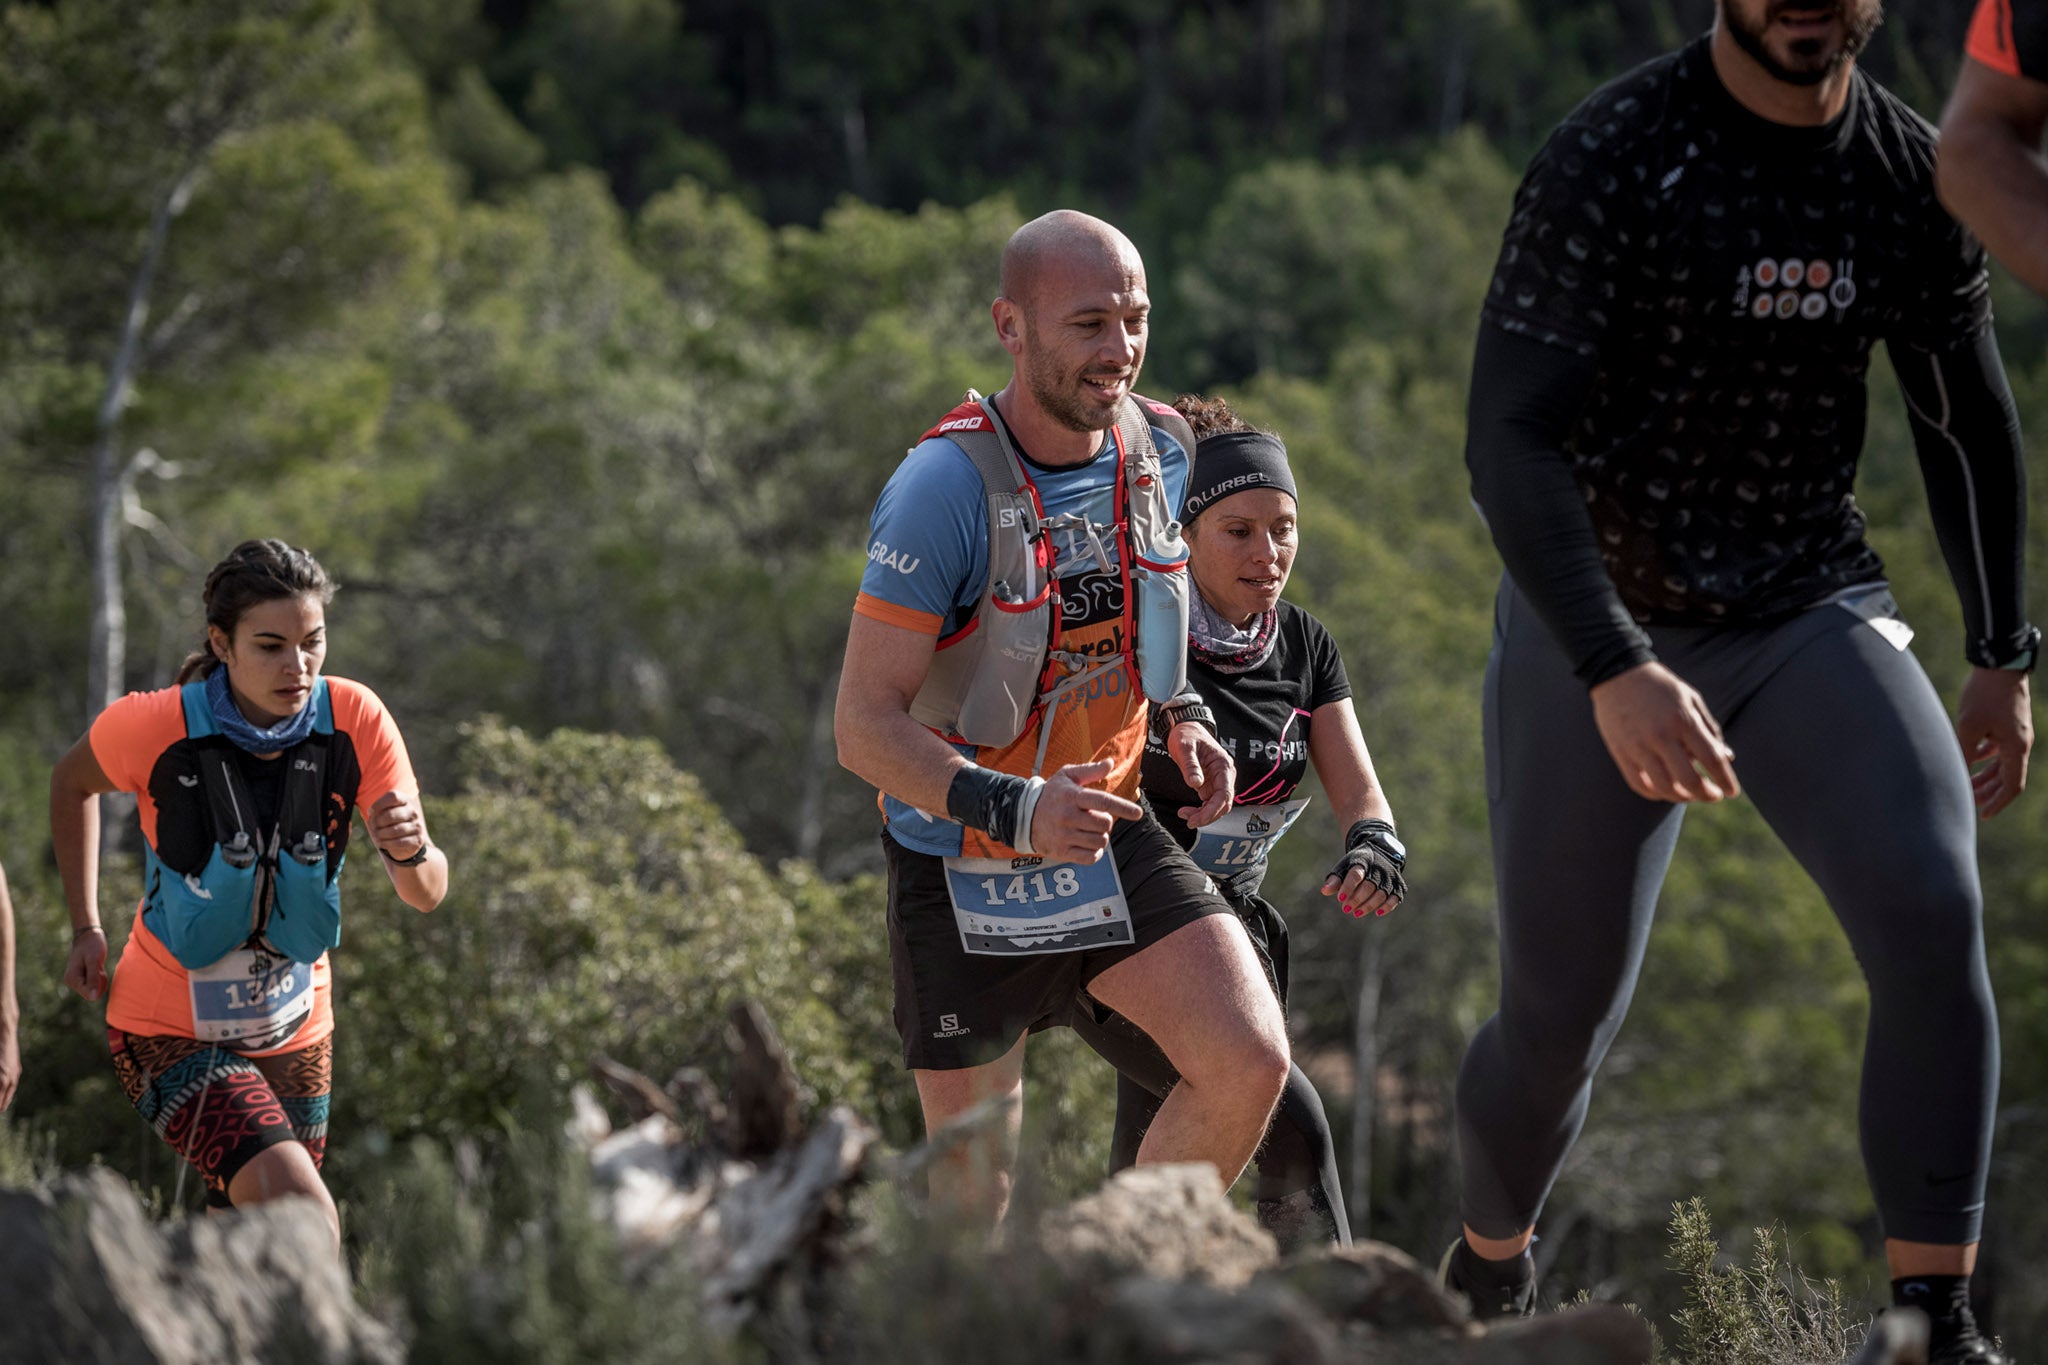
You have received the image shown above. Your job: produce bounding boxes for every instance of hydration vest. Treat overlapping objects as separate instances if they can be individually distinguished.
[142,677,343,970]
[908,390,1195,768]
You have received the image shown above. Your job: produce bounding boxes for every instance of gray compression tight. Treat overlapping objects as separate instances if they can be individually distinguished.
[1456,580,1998,1245]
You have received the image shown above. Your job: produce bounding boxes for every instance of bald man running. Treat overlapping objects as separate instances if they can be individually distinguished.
[836,211,1291,1224]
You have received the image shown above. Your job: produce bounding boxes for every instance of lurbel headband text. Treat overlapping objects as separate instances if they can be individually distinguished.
[1183,430,1297,519]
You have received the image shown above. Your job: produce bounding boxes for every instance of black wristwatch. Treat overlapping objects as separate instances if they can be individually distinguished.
[1345,818,1406,867]
[381,842,431,868]
[1151,699,1218,742]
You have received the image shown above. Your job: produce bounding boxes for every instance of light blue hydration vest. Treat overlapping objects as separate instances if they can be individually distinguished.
[142,677,344,970]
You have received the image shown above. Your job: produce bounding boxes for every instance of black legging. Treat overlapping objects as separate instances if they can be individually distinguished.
[1070,891,1352,1252]
[1457,579,1998,1245]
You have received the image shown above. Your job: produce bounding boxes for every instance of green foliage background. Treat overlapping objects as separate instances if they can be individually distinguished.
[1,0,2045,1352]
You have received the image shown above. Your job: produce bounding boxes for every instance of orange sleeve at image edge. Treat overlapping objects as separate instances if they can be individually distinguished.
[1967,0,2023,77]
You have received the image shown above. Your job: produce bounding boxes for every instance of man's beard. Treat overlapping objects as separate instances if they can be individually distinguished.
[1721,0,1883,86]
[1024,347,1128,434]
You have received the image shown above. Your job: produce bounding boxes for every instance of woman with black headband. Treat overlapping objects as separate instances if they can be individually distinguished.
[1068,394,1406,1250]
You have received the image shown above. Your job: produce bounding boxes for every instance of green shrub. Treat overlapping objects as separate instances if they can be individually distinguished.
[1665,1197,1854,1365]
[329,719,898,1176]
[353,1122,727,1364]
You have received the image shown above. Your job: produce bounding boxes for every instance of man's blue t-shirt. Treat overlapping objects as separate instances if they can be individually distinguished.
[853,405,1192,857]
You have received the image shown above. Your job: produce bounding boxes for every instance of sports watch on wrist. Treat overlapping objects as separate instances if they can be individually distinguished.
[381,842,431,868]
[1151,699,1218,741]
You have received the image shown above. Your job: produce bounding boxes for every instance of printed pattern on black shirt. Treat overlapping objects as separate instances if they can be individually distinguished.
[1483,37,1991,626]
[1143,602,1353,847]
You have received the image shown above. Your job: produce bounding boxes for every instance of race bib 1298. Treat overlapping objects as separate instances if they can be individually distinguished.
[1186,798,1310,877]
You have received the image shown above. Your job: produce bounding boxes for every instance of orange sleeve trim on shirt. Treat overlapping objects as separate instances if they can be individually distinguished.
[853,592,944,635]
[88,687,186,794]
[326,676,419,804]
[1967,0,2023,77]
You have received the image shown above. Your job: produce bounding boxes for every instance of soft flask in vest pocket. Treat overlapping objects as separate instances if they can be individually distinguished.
[1124,420,1191,705]
[1130,548,1190,703]
[146,840,261,971]
[262,831,343,964]
[146,678,341,971]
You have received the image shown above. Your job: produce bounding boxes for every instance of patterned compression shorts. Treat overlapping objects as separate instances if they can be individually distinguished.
[108,1030,332,1209]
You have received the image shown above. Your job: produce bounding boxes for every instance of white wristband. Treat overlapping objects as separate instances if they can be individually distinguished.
[1011,776,1048,856]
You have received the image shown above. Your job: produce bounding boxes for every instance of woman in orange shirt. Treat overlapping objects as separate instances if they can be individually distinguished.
[50,539,448,1247]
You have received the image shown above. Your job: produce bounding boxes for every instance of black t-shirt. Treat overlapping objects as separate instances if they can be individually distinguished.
[1967,0,2048,82]
[1483,36,1992,626]
[1142,601,1352,849]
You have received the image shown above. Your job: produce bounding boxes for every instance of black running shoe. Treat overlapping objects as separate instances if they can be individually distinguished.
[1929,1329,2010,1365]
[1437,1238,1537,1320]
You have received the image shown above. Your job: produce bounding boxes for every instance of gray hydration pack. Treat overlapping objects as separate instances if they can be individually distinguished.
[908,389,1195,766]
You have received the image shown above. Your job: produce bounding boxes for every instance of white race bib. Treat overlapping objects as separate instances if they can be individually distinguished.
[942,856,1133,956]
[188,946,315,1050]
[1186,797,1311,877]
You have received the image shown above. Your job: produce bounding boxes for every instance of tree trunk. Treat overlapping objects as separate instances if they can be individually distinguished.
[1259,0,1285,139]
[1437,32,1468,139]
[87,164,198,721]
[1348,927,1384,1239]
[1321,0,1351,152]
[795,666,839,864]
[840,88,872,202]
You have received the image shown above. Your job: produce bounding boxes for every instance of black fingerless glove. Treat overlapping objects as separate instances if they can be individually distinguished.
[1326,818,1408,901]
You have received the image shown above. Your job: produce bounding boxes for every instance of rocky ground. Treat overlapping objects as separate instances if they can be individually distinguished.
[0,1004,1935,1365]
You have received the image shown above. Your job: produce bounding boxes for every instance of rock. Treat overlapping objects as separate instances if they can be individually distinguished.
[1850,1309,1930,1365]
[0,1167,400,1365]
[1260,1241,1474,1333]
[1089,1276,1342,1364]
[568,1004,1658,1365]
[1037,1164,1278,1289]
[1466,1304,1655,1364]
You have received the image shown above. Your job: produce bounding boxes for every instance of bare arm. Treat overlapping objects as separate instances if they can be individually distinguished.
[50,734,115,1001]
[835,613,975,814]
[0,863,18,1110]
[834,613,1141,863]
[1940,57,2048,298]
[363,791,449,912]
[1306,699,1394,829]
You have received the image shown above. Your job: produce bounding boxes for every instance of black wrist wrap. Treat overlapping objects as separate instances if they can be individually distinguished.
[946,765,1033,848]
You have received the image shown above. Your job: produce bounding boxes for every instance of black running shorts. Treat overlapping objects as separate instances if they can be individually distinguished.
[884,804,1231,1071]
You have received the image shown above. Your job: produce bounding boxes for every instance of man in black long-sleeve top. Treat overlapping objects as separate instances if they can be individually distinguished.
[1445,4,2034,1360]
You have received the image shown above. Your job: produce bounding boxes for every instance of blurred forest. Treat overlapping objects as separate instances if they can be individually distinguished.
[4,0,2048,1351]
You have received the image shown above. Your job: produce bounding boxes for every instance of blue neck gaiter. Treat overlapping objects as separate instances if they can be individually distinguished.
[205,667,319,754]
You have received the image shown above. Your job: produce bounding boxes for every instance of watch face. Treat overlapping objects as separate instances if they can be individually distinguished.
[1374,831,1406,863]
